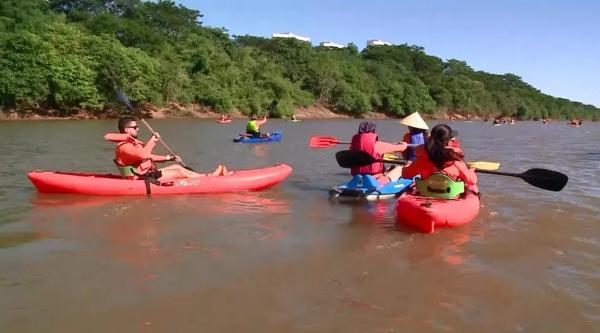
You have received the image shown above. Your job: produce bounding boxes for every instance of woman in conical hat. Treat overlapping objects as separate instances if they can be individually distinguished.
[399,112,429,161]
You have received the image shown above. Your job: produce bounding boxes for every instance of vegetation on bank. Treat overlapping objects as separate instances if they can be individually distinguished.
[1,0,598,120]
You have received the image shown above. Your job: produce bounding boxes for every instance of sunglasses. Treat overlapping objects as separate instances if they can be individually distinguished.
[126,125,139,130]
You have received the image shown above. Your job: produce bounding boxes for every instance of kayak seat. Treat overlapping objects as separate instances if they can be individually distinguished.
[415,173,464,199]
[114,159,136,178]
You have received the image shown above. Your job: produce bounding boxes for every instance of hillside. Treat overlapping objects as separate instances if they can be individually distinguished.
[0,0,598,120]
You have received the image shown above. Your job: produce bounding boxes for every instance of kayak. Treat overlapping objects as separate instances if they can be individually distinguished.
[217,119,232,124]
[27,164,292,196]
[233,130,282,143]
[329,175,414,200]
[396,188,480,233]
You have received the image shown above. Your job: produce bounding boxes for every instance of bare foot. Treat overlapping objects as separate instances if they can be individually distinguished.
[209,164,231,176]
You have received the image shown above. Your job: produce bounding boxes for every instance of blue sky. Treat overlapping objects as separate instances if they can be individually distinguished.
[177,0,599,107]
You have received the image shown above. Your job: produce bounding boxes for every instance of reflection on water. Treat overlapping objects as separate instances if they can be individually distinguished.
[25,191,291,273]
[0,119,599,332]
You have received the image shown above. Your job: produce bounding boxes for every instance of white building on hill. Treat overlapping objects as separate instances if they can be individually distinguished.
[319,41,345,48]
[272,32,311,43]
[367,39,392,47]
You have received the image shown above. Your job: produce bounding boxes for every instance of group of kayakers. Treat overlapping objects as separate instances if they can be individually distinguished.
[492,117,516,125]
[106,110,477,200]
[349,112,477,199]
[569,119,583,127]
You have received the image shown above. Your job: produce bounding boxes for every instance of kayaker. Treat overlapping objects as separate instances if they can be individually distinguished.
[349,121,407,182]
[291,114,298,121]
[106,117,228,180]
[385,124,477,193]
[246,114,269,138]
[399,111,429,161]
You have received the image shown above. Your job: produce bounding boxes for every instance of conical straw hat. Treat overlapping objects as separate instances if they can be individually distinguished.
[399,112,429,130]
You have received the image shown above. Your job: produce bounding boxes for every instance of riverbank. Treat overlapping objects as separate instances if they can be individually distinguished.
[0,103,543,121]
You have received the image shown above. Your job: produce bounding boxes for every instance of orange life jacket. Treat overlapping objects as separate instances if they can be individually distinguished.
[104,133,157,179]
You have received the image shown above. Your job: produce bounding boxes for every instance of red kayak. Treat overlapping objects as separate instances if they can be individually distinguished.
[396,188,480,233]
[217,119,232,124]
[28,164,292,196]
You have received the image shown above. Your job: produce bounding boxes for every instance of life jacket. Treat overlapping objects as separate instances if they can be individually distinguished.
[350,132,384,176]
[104,133,159,179]
[246,120,259,133]
[402,144,476,189]
[402,132,425,161]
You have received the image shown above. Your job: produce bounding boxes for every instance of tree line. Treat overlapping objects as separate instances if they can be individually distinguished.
[1,0,598,120]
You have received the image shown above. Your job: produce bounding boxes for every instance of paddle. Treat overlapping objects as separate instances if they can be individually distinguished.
[309,135,420,149]
[335,150,567,192]
[474,169,568,192]
[338,151,499,171]
[309,135,349,147]
[115,89,194,171]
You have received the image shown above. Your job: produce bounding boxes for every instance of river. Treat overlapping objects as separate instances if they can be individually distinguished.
[0,118,598,332]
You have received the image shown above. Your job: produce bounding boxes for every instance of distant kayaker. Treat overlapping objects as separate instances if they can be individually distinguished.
[291,114,298,121]
[399,111,429,161]
[349,121,407,182]
[246,114,269,138]
[105,117,228,180]
[385,124,477,195]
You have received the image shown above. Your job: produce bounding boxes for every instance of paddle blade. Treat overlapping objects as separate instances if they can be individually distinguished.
[521,168,568,192]
[468,161,500,171]
[115,89,133,110]
[383,153,401,162]
[309,136,344,148]
[335,150,376,168]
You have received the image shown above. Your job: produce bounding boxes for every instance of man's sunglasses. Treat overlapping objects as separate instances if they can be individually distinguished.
[127,125,139,130]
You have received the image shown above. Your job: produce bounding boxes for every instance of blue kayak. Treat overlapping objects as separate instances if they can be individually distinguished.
[330,174,414,200]
[233,130,282,143]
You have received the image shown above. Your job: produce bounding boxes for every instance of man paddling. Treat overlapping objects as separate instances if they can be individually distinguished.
[105,117,228,180]
[245,114,270,138]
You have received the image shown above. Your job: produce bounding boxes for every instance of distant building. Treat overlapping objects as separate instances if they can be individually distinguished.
[319,41,345,48]
[367,39,392,47]
[272,32,311,43]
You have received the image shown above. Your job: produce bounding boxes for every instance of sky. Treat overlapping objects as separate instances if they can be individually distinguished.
[177,0,599,107]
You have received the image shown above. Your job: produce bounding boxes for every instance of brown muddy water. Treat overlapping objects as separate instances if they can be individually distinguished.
[0,119,599,332]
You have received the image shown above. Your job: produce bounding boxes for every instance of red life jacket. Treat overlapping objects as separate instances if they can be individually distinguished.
[350,132,384,175]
